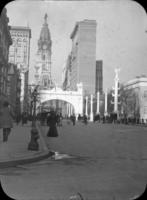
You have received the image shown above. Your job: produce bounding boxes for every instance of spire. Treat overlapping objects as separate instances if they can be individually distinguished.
[44,13,48,25]
[38,13,52,51]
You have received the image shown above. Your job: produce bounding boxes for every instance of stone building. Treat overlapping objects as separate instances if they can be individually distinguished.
[0,7,12,104]
[124,75,147,122]
[66,19,97,95]
[9,25,31,113]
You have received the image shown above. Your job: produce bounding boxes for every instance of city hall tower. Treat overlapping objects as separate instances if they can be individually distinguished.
[34,14,53,88]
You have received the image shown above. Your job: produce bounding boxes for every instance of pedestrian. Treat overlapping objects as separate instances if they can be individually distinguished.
[58,112,63,127]
[83,114,88,125]
[0,101,13,142]
[16,112,21,125]
[70,114,76,126]
[78,114,81,121]
[47,111,58,137]
[21,112,28,125]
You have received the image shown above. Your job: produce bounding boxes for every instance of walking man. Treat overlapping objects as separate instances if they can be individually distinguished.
[0,101,13,142]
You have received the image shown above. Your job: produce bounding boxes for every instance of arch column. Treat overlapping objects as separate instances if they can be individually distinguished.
[85,96,88,116]
[104,89,108,116]
[69,104,72,116]
[67,103,69,117]
[96,91,100,114]
[90,94,94,121]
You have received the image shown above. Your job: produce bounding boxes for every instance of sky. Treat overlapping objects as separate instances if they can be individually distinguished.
[5,0,147,91]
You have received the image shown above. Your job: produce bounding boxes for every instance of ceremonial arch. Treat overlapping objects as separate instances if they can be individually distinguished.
[38,83,83,117]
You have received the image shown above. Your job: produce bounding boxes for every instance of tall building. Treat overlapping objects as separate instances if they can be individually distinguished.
[95,60,103,94]
[62,54,72,90]
[8,26,31,112]
[0,8,12,104]
[34,14,53,89]
[69,19,97,95]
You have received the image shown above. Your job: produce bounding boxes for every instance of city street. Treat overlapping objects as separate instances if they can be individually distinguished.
[0,121,147,200]
[1,2,147,200]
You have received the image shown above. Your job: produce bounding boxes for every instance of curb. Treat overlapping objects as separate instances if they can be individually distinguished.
[0,151,52,169]
[0,122,52,169]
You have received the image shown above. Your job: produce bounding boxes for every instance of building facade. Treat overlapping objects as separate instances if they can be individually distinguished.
[68,19,97,95]
[95,60,103,95]
[124,75,147,122]
[0,8,12,104]
[34,14,53,89]
[7,63,21,116]
[8,25,31,113]
[62,54,72,91]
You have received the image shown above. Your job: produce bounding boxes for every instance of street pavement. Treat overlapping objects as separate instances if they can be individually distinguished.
[0,122,50,168]
[0,120,147,200]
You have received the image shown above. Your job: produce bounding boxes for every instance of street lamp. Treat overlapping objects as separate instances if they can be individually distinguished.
[31,87,38,126]
[28,85,40,151]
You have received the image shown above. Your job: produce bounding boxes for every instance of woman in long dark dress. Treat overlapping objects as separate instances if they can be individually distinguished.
[47,111,58,137]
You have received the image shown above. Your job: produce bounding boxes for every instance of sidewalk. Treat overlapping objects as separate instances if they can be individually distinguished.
[0,122,50,168]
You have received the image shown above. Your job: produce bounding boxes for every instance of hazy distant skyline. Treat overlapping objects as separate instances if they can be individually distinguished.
[5,0,147,91]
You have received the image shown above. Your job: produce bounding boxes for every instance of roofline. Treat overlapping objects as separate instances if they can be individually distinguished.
[70,19,97,39]
[124,77,147,88]
[10,26,31,38]
[70,22,79,39]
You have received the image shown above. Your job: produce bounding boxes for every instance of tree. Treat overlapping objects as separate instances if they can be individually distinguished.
[119,84,140,119]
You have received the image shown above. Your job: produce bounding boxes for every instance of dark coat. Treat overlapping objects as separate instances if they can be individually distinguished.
[0,107,13,128]
[47,112,58,137]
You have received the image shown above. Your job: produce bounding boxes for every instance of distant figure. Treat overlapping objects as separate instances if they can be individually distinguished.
[47,111,58,137]
[0,101,13,142]
[16,112,21,125]
[78,114,82,121]
[83,114,88,125]
[56,112,63,127]
[70,114,76,126]
[40,112,47,126]
[94,114,100,123]
[21,112,28,125]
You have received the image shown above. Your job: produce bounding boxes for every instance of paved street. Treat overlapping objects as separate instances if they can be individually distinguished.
[0,121,147,200]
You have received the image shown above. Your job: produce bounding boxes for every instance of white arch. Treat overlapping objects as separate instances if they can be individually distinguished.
[38,83,83,117]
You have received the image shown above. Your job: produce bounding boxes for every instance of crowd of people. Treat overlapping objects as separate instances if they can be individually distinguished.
[0,99,146,142]
[93,112,143,125]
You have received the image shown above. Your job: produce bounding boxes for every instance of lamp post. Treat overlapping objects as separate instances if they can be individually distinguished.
[32,88,38,127]
[28,85,40,151]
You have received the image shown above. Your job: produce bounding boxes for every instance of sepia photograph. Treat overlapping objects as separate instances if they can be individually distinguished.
[0,0,147,199]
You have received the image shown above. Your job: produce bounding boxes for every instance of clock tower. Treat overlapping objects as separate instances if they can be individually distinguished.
[34,14,53,88]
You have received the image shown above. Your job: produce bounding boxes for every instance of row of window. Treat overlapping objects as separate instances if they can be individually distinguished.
[11,31,29,38]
